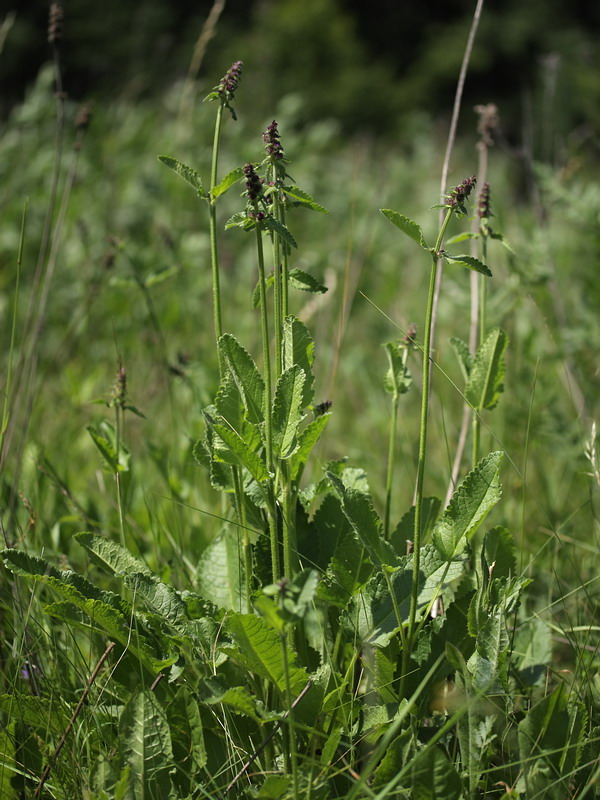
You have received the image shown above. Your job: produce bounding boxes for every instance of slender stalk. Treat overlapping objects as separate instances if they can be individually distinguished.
[384,345,409,541]
[472,234,488,467]
[209,103,225,366]
[281,630,299,800]
[114,404,127,550]
[406,209,454,653]
[254,224,279,580]
[272,187,283,378]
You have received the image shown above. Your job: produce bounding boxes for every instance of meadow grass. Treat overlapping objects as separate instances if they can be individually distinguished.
[0,33,599,799]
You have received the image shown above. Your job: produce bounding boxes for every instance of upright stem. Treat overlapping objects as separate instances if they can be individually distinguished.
[272,185,284,378]
[407,210,454,649]
[472,236,488,468]
[384,391,400,541]
[255,224,279,581]
[209,103,225,370]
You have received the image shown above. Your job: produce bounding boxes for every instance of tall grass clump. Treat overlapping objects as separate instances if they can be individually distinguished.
[2,31,600,800]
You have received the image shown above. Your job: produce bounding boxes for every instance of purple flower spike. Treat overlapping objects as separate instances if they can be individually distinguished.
[477,182,492,219]
[263,120,284,160]
[218,61,243,102]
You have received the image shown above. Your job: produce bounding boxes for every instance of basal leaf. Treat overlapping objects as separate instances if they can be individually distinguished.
[218,334,265,424]
[465,327,508,411]
[211,165,244,199]
[444,253,492,276]
[167,687,206,796]
[380,209,429,249]
[75,533,154,578]
[119,689,174,800]
[433,452,503,561]
[214,375,244,434]
[449,336,473,382]
[288,268,328,294]
[123,573,189,626]
[158,155,206,197]
[289,412,330,482]
[283,316,315,409]
[196,526,248,612]
[282,184,328,213]
[328,473,397,568]
[199,677,281,723]
[411,744,462,800]
[225,613,310,699]
[390,498,441,557]
[272,365,306,459]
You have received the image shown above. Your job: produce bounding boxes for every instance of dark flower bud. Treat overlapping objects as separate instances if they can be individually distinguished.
[217,60,243,101]
[48,3,64,44]
[263,119,284,160]
[243,163,263,203]
[477,182,491,219]
[113,365,127,408]
[444,175,476,209]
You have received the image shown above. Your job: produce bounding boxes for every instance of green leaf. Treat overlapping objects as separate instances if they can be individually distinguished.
[75,533,154,578]
[196,526,248,612]
[212,423,269,483]
[432,452,503,561]
[158,155,206,198]
[390,498,441,557]
[344,546,467,647]
[252,272,275,308]
[218,333,265,424]
[380,209,429,249]
[383,340,412,395]
[483,526,516,579]
[199,677,281,723]
[411,745,462,800]
[225,613,310,699]
[328,473,397,568]
[124,572,190,626]
[445,231,479,245]
[289,413,330,482]
[264,215,298,249]
[288,268,328,294]
[272,365,306,459]
[211,165,244,199]
[143,265,178,288]
[87,421,130,473]
[166,687,206,797]
[283,316,315,409]
[224,211,252,230]
[449,336,473,382]
[465,328,508,411]
[214,376,244,434]
[444,253,492,276]
[119,689,174,800]
[518,684,586,794]
[282,184,328,213]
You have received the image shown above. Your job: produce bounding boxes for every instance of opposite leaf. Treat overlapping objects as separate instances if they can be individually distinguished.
[158,155,206,198]
[444,253,492,277]
[272,365,306,459]
[465,327,508,411]
[380,209,429,249]
[218,333,265,424]
[433,452,503,561]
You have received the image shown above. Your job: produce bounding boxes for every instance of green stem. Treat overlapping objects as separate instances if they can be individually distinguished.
[282,468,297,577]
[114,405,127,550]
[384,390,400,541]
[255,223,279,581]
[472,235,488,468]
[281,630,299,800]
[280,201,290,319]
[406,209,454,664]
[272,187,283,378]
[209,103,225,372]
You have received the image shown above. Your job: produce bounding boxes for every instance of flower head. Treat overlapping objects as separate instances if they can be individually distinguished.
[263,120,284,161]
[217,60,243,102]
[444,175,476,215]
[477,182,492,219]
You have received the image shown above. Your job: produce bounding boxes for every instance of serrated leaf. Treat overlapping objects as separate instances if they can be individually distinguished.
[218,333,265,424]
[383,340,412,395]
[264,215,298,248]
[212,423,269,483]
[225,613,310,699]
[167,687,206,796]
[390,497,441,556]
[75,533,154,578]
[119,689,174,800]
[87,421,130,473]
[283,316,315,409]
[328,473,397,568]
[272,366,306,459]
[289,413,330,482]
[411,744,462,800]
[282,184,328,213]
[432,452,503,561]
[444,253,492,276]
[380,209,429,249]
[158,155,206,197]
[345,546,467,646]
[199,677,281,723]
[215,376,244,433]
[211,165,245,199]
[224,211,252,230]
[288,268,328,294]
[196,526,248,612]
[465,328,508,410]
[449,336,473,382]
[124,573,189,626]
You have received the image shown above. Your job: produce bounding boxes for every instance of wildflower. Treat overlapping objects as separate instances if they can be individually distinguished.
[263,120,284,160]
[217,61,243,103]
[444,175,476,215]
[477,182,491,219]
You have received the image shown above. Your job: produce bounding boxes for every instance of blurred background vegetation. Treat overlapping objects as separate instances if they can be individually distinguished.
[0,0,599,620]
